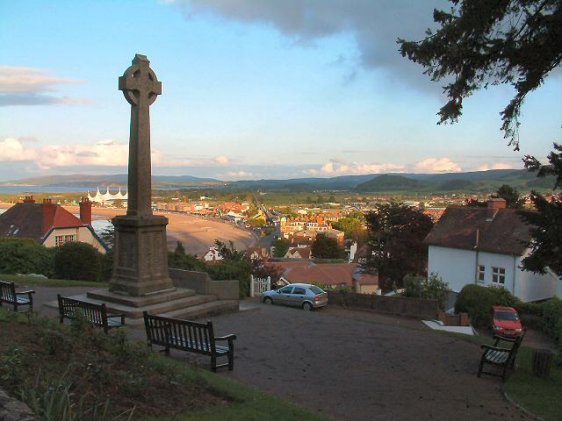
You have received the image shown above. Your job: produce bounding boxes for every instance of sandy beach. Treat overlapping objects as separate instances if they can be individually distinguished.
[0,203,258,257]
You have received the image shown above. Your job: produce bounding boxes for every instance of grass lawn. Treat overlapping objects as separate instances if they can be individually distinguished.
[0,273,109,288]
[504,346,562,421]
[0,308,327,420]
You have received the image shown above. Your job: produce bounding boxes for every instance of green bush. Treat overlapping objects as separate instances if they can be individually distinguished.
[542,297,562,348]
[0,238,54,277]
[53,242,102,282]
[205,260,251,298]
[404,273,449,310]
[455,284,519,328]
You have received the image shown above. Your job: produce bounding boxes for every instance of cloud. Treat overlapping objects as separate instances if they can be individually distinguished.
[169,0,447,91]
[414,158,462,173]
[0,137,237,173]
[0,138,38,161]
[214,155,230,165]
[225,170,253,178]
[304,159,405,176]
[476,162,514,171]
[0,66,89,106]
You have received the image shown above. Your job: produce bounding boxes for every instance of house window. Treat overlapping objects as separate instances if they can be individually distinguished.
[491,267,506,285]
[55,235,75,247]
[477,265,485,283]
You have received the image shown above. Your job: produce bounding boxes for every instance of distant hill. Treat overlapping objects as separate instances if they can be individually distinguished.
[2,169,555,194]
[355,174,422,192]
[2,174,223,189]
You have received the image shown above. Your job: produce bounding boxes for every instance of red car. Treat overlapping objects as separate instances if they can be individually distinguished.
[491,306,524,337]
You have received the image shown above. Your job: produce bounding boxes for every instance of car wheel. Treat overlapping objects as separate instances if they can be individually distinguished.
[263,297,273,305]
[302,302,313,311]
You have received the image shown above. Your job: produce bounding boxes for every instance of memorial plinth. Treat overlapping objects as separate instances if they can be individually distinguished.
[109,54,173,296]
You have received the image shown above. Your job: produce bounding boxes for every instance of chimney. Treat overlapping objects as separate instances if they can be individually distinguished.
[79,197,92,225]
[42,198,57,234]
[487,198,507,209]
[23,195,35,203]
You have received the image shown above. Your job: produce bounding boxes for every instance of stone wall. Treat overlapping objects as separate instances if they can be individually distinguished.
[327,291,439,320]
[169,268,239,300]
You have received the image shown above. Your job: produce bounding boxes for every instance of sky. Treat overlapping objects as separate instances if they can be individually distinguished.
[1,0,560,182]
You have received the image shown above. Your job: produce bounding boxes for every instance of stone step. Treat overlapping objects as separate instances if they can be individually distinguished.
[65,293,217,320]
[162,300,239,320]
[86,288,195,308]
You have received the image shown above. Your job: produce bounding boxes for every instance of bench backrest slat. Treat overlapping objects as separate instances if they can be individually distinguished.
[0,281,16,303]
[143,312,217,355]
[57,295,115,332]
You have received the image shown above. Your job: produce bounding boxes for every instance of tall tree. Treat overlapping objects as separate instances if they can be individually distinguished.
[398,0,561,150]
[363,203,434,291]
[496,184,524,208]
[398,0,562,276]
[311,234,346,259]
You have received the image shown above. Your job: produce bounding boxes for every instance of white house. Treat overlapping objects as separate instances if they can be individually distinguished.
[202,246,223,262]
[425,199,559,302]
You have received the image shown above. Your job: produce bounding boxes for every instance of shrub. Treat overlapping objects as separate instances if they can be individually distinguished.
[455,284,518,328]
[0,238,54,277]
[404,273,449,310]
[542,297,562,347]
[53,242,102,281]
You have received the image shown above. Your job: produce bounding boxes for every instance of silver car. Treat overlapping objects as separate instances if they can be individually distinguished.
[262,283,328,311]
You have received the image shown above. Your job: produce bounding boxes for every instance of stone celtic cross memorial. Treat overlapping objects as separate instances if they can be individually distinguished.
[110,54,174,296]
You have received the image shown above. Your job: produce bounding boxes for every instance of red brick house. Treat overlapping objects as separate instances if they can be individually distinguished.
[0,196,107,253]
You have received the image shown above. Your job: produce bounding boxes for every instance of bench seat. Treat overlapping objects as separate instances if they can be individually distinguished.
[478,334,524,381]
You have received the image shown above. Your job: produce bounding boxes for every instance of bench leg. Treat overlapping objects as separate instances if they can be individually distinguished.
[211,355,217,372]
[228,349,234,371]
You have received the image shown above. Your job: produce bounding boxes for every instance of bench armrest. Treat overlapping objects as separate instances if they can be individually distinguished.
[107,313,126,325]
[215,334,237,342]
[16,290,35,295]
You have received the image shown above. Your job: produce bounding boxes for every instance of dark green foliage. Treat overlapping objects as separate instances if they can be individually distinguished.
[522,144,562,276]
[332,214,367,243]
[168,241,204,271]
[404,273,449,310]
[541,297,562,347]
[206,260,252,298]
[398,0,561,150]
[363,202,433,291]
[53,242,102,282]
[356,174,421,192]
[272,238,290,258]
[0,238,54,277]
[455,284,518,328]
[168,240,251,298]
[100,249,114,282]
[311,234,346,259]
[496,184,524,208]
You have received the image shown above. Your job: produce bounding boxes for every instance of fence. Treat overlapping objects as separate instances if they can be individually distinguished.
[327,291,439,320]
[250,275,271,298]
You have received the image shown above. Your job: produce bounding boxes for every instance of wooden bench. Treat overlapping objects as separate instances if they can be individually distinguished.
[477,334,524,381]
[0,280,34,313]
[57,295,125,333]
[143,312,236,372]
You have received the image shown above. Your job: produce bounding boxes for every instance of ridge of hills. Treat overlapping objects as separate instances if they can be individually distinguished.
[1,169,554,193]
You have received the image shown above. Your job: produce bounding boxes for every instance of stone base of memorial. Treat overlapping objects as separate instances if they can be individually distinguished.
[109,214,175,296]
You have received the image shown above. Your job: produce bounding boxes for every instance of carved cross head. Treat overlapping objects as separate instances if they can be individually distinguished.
[119,54,162,107]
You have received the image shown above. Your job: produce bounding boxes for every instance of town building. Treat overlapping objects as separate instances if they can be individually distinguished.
[424,198,560,302]
[0,196,107,253]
